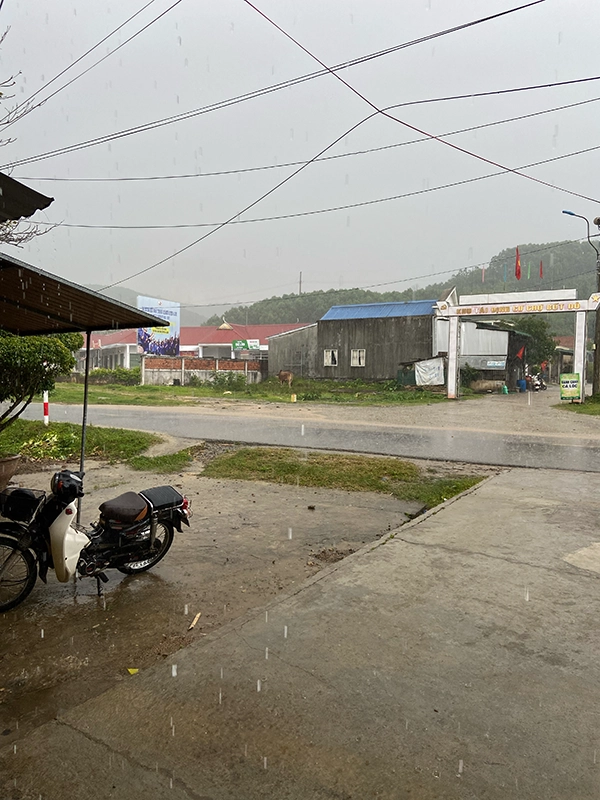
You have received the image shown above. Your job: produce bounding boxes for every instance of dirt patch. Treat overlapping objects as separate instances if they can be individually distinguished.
[311,547,356,564]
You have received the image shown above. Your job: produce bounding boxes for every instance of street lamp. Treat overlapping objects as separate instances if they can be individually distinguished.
[562,210,600,395]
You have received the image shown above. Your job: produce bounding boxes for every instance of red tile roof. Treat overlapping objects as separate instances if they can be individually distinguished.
[90,330,137,347]
[181,323,307,346]
[554,335,574,349]
[90,323,307,349]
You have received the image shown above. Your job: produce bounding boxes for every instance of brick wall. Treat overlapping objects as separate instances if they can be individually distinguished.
[144,356,260,371]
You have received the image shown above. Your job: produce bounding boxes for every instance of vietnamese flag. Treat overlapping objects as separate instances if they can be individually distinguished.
[515,246,521,280]
[516,345,525,359]
[539,259,543,278]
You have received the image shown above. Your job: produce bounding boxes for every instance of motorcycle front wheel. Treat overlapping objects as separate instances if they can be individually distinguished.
[0,535,37,611]
[117,521,174,574]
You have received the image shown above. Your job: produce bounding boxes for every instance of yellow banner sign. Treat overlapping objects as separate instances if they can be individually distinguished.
[456,301,582,316]
[560,373,581,400]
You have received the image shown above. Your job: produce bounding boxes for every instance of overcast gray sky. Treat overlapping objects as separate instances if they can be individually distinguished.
[2,0,599,310]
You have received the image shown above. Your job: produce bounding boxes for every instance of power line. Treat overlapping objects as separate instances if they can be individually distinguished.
[1,1,558,171]
[4,0,185,131]
[174,237,597,308]
[16,90,600,183]
[99,1,582,291]
[1,0,161,126]
[242,0,599,209]
[37,142,600,230]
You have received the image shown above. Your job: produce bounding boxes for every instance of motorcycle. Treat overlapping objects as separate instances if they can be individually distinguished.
[531,373,547,391]
[0,470,191,611]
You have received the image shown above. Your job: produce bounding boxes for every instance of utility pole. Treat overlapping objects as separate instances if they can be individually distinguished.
[563,211,600,395]
[298,271,302,295]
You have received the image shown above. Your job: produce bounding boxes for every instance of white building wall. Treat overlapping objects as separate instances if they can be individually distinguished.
[433,318,507,358]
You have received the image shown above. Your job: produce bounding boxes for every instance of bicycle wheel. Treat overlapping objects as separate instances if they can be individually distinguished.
[0,535,37,611]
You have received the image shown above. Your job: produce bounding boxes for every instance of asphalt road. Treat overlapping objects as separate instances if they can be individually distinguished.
[23,401,600,471]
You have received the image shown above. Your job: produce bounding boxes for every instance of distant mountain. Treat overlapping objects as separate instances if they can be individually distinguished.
[89,238,597,337]
[86,285,230,328]
[205,240,597,337]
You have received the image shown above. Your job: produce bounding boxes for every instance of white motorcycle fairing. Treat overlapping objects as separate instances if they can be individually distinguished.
[49,501,90,582]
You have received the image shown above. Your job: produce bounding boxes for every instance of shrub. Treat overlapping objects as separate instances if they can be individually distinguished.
[210,371,247,391]
[89,367,141,385]
[460,363,481,387]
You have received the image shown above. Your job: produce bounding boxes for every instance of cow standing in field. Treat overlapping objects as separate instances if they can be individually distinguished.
[278,370,294,388]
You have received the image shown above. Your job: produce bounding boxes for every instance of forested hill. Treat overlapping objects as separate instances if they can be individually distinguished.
[206,240,597,330]
[205,287,414,325]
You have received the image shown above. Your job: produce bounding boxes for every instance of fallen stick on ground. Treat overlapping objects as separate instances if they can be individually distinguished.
[188,612,202,631]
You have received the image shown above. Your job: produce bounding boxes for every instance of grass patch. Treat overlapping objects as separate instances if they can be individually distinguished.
[203,447,482,509]
[129,449,193,472]
[0,419,160,463]
[556,395,600,415]
[47,378,452,407]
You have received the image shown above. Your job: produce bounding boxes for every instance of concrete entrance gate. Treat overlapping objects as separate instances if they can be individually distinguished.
[436,289,600,400]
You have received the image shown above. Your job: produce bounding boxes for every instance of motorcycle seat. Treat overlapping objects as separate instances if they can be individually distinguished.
[99,492,148,523]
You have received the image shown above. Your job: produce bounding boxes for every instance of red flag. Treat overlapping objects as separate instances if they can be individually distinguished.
[515,246,521,280]
[539,259,543,278]
[516,345,525,360]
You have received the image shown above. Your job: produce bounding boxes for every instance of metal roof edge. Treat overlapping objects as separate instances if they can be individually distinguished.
[0,251,165,329]
[267,323,317,339]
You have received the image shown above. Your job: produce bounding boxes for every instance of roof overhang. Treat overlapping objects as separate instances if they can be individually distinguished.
[0,172,53,223]
[0,252,163,335]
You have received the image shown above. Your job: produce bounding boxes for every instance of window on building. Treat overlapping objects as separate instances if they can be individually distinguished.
[324,349,338,367]
[351,349,366,367]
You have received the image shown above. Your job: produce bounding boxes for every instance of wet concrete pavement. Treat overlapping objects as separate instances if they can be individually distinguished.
[24,386,600,470]
[3,466,600,799]
[0,462,419,750]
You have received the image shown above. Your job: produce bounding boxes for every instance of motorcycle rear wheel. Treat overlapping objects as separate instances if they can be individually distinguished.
[0,535,37,611]
[117,521,174,574]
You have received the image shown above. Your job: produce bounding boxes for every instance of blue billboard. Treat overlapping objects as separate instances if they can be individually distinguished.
[137,296,180,356]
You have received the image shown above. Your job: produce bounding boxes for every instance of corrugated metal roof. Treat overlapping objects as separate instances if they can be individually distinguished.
[321,300,436,320]
[0,252,163,335]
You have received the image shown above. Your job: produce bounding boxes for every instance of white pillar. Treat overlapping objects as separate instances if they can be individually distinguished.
[181,358,185,386]
[447,315,460,399]
[140,354,146,386]
[124,345,130,370]
[574,310,587,401]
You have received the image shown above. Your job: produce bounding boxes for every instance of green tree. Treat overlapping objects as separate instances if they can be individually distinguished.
[205,286,415,325]
[510,316,557,368]
[0,332,83,433]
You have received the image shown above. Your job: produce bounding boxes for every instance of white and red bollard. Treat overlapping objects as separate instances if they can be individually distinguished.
[43,391,49,426]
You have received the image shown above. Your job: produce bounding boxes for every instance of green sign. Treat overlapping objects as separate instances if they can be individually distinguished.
[560,373,581,400]
[232,339,249,350]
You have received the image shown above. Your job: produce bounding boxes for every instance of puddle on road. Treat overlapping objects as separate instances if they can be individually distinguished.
[1,570,186,742]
